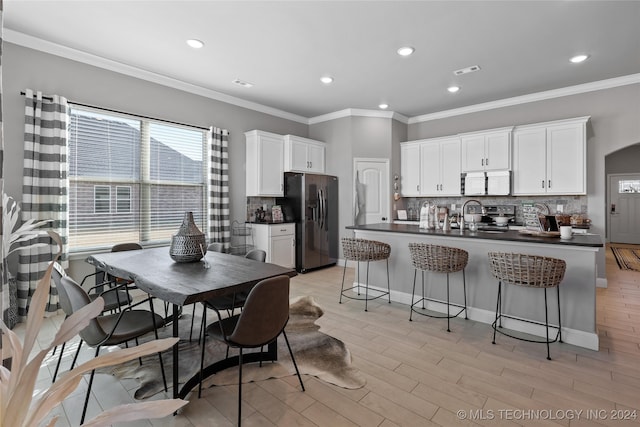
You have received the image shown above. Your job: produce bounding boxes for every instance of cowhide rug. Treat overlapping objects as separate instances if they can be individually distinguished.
[101,296,366,399]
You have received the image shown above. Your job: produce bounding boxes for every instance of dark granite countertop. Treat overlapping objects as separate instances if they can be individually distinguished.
[246,221,295,225]
[346,223,603,248]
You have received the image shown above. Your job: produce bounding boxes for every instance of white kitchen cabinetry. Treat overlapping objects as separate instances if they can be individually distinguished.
[284,135,325,174]
[400,142,421,196]
[420,137,461,196]
[460,127,512,172]
[400,137,461,197]
[252,223,295,268]
[512,117,589,195]
[245,130,284,197]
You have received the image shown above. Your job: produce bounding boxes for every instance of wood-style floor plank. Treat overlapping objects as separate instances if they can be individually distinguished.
[20,244,640,426]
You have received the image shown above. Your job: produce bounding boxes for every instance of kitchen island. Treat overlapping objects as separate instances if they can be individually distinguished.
[346,223,603,350]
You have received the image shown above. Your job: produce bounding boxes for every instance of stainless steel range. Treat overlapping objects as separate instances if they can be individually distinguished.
[483,205,517,225]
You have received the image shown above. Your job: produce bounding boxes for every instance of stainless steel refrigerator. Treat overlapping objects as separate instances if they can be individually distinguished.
[280,172,338,273]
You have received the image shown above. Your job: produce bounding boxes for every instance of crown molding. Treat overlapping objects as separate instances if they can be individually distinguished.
[5,29,309,125]
[408,74,640,124]
[8,29,639,127]
[308,108,409,125]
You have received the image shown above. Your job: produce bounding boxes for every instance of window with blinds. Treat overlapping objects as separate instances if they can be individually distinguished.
[68,106,208,251]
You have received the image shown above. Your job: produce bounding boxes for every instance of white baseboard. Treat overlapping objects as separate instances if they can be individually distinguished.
[596,277,608,288]
[348,283,599,351]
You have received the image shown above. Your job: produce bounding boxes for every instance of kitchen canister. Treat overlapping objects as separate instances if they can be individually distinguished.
[169,211,207,262]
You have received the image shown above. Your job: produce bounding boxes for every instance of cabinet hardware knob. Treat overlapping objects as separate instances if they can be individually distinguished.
[481,158,484,166]
[548,180,551,188]
[541,180,545,188]
[485,158,488,166]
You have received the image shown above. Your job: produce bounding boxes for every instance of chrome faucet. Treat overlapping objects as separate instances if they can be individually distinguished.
[459,199,485,231]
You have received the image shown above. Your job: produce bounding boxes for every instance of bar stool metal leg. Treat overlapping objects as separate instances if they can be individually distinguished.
[340,238,391,311]
[488,252,565,360]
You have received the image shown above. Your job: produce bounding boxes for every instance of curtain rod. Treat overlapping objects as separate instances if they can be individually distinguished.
[20,91,210,131]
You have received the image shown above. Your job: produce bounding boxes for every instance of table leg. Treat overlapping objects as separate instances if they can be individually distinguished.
[172,304,179,399]
[178,339,278,399]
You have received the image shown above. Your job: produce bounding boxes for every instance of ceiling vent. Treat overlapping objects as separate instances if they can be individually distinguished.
[453,65,481,76]
[232,78,254,88]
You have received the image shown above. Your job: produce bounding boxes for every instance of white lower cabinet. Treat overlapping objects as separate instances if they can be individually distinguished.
[252,223,296,268]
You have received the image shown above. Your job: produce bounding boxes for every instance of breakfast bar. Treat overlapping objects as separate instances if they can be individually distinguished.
[346,223,603,350]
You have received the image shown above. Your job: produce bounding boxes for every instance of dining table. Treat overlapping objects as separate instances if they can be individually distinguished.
[86,246,297,399]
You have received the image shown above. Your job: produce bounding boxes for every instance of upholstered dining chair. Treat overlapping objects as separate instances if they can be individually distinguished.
[194,248,267,342]
[198,275,305,426]
[244,248,267,262]
[50,262,133,382]
[57,275,167,425]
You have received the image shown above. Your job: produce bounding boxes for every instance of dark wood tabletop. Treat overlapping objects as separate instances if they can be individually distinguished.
[86,246,297,306]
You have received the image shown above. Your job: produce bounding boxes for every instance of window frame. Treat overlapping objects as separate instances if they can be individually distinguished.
[93,185,111,214]
[68,104,209,252]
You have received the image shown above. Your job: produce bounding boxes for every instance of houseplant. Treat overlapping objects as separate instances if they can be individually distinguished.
[0,231,187,426]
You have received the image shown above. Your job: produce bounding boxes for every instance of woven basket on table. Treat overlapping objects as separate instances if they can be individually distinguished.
[488,252,566,288]
[408,243,468,273]
[341,238,390,262]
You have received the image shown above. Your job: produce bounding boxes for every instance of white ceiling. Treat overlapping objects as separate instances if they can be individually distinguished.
[5,1,640,121]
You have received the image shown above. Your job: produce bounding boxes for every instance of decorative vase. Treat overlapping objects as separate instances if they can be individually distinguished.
[169,212,207,263]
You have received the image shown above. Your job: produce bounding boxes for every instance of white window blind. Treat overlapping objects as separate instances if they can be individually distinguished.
[68,106,208,251]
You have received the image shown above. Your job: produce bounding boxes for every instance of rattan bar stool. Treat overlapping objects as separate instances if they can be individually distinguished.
[488,252,565,360]
[408,243,469,332]
[340,237,391,311]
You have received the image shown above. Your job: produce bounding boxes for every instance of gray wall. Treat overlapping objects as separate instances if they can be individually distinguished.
[606,143,640,174]
[409,83,640,280]
[4,43,308,206]
[6,42,638,282]
[4,43,307,278]
[310,116,407,257]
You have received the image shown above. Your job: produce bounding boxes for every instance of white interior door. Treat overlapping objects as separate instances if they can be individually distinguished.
[609,174,640,244]
[354,158,390,225]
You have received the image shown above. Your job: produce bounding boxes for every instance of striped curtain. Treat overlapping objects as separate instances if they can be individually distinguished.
[0,0,8,326]
[18,89,69,318]
[208,127,231,251]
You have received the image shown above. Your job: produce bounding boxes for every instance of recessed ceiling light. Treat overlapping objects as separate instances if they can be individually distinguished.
[447,86,460,93]
[186,39,204,49]
[397,46,415,57]
[378,103,389,110]
[320,76,334,84]
[570,54,589,64]
[232,78,253,88]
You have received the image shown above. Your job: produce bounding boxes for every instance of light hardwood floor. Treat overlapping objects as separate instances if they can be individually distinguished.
[23,244,640,426]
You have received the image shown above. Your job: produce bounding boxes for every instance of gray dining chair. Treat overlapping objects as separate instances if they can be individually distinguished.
[195,248,267,342]
[244,248,266,262]
[57,275,167,425]
[50,262,133,382]
[207,242,225,253]
[198,275,305,426]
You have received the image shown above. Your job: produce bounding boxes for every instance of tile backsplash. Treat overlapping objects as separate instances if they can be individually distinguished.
[246,197,277,222]
[397,195,588,222]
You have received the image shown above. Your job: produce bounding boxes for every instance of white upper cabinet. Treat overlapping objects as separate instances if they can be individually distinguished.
[283,135,325,173]
[400,137,461,197]
[512,117,589,195]
[400,142,421,196]
[460,127,512,172]
[245,130,284,197]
